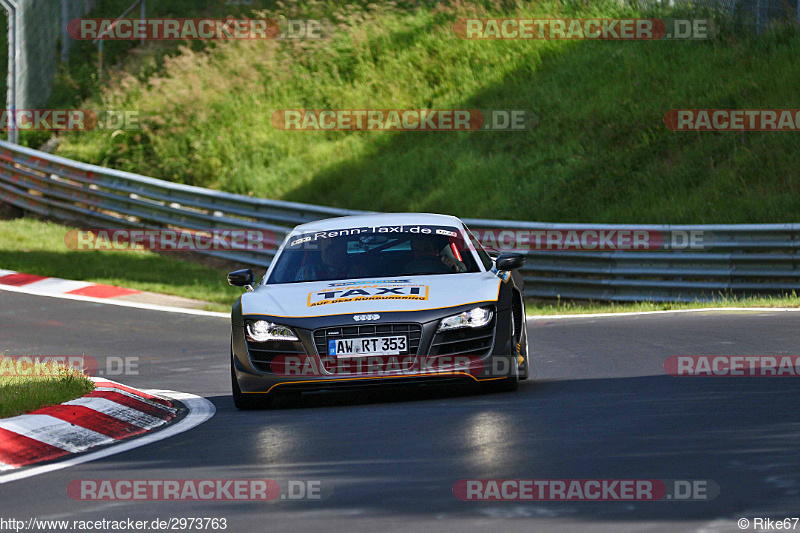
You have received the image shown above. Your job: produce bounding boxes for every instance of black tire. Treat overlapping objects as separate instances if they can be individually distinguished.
[513,294,530,381]
[231,352,273,410]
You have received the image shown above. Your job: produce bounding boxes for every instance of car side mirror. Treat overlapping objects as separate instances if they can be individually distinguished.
[228,269,255,289]
[495,253,525,271]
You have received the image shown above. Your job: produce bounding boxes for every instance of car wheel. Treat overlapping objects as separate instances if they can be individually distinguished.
[231,352,273,410]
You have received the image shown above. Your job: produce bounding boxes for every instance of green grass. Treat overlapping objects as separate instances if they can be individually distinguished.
[0,361,94,419]
[50,0,800,223]
[526,293,800,315]
[0,217,242,311]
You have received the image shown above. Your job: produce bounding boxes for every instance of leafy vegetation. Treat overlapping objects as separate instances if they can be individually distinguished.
[48,0,800,223]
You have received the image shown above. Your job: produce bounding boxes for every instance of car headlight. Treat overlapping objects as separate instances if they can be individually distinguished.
[246,320,299,342]
[437,307,493,332]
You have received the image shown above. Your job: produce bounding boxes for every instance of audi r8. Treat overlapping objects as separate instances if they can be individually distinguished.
[228,213,529,409]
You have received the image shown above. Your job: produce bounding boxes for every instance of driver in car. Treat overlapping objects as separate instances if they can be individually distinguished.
[297,238,363,281]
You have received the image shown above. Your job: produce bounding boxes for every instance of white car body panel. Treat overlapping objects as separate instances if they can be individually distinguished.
[241,272,501,318]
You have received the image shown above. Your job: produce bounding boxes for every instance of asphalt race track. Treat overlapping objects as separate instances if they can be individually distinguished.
[1,289,799,532]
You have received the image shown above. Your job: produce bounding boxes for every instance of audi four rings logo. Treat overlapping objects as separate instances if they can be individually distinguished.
[353,314,380,321]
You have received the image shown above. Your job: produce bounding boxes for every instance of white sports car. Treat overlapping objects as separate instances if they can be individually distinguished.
[228,213,529,409]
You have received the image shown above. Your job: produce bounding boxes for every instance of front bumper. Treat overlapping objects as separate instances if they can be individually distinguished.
[232,303,518,395]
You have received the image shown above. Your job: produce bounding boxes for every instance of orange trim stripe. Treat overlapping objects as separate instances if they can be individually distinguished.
[244,372,505,394]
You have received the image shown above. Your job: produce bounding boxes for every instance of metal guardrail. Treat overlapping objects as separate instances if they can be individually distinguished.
[0,139,798,302]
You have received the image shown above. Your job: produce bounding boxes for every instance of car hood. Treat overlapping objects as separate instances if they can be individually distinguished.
[241,272,502,318]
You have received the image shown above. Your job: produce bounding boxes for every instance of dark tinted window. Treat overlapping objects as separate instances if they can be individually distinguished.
[267,225,480,284]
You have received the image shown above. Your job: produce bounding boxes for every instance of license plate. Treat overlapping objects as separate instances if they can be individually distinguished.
[328,336,407,357]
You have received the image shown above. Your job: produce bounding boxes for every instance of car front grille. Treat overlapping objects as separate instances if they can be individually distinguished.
[313,323,422,374]
[247,339,306,373]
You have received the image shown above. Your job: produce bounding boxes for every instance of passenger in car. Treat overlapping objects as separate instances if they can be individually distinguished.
[403,235,463,274]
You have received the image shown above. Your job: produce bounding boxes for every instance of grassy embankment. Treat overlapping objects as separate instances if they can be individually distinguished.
[0,217,240,310]
[51,0,800,223]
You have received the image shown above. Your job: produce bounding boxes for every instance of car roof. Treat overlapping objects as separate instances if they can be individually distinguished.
[291,213,465,233]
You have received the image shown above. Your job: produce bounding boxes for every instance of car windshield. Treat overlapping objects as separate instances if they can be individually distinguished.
[267,225,482,284]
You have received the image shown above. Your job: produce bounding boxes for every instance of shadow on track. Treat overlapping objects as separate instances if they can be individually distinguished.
[98,374,800,522]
